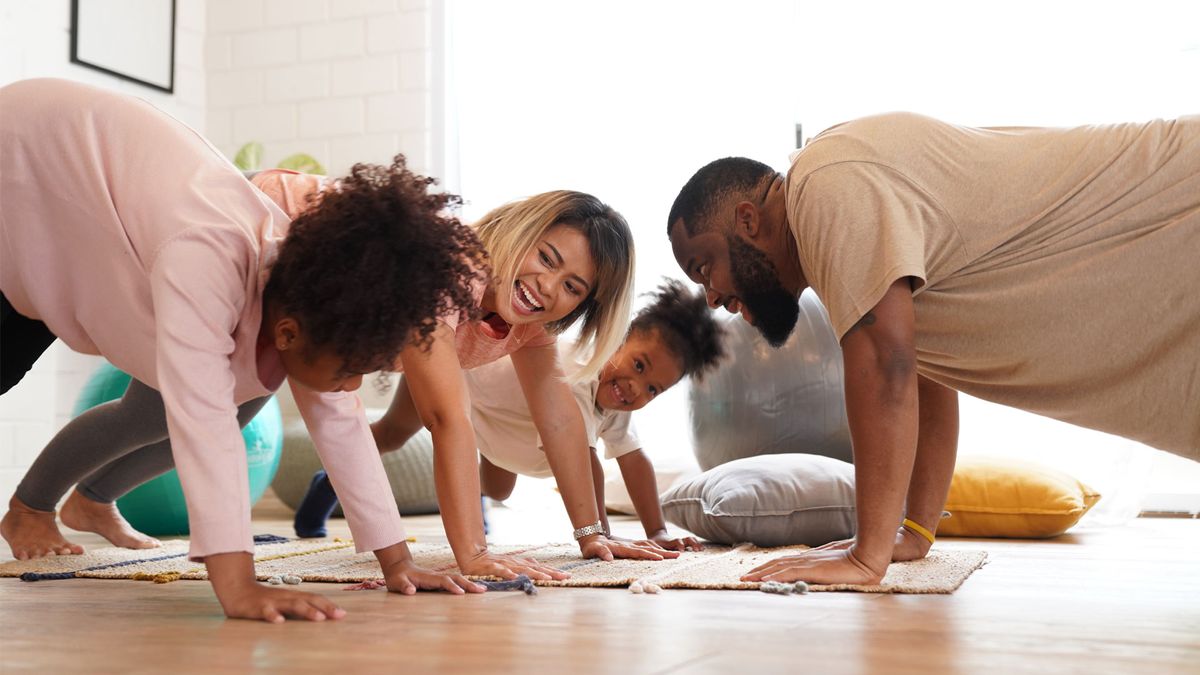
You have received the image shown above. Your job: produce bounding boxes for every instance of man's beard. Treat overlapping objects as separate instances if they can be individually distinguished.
[728,234,799,348]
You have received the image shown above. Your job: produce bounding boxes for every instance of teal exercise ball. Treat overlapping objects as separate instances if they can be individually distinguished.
[72,362,283,536]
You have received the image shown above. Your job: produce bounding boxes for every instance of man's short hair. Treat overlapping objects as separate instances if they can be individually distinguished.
[630,279,726,380]
[667,157,776,237]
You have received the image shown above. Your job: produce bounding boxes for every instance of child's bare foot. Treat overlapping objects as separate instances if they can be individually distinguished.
[59,490,161,550]
[1,496,85,560]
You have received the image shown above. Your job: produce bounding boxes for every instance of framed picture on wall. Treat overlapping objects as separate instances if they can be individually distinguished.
[70,0,176,93]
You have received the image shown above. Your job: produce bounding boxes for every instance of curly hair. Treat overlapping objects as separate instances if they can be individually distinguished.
[263,155,489,374]
[629,279,727,381]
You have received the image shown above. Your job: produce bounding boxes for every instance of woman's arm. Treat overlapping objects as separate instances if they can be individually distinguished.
[511,343,675,561]
[401,325,567,580]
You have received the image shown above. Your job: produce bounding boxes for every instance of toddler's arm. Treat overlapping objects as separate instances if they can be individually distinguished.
[615,450,702,551]
[400,325,567,581]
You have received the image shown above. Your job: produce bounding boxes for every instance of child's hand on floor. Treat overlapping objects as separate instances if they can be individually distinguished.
[646,530,703,552]
[209,551,345,623]
[220,584,348,624]
[579,535,680,561]
[381,558,486,595]
[459,551,571,582]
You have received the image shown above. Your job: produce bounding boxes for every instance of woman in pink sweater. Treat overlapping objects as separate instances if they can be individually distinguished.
[0,79,487,622]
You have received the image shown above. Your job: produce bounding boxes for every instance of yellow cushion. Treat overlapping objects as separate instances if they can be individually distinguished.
[939,456,1102,538]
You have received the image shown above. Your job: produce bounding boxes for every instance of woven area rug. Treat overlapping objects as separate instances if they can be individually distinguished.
[0,536,987,594]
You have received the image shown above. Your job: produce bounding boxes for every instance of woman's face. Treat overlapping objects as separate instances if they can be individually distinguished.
[492,224,597,326]
[594,329,685,413]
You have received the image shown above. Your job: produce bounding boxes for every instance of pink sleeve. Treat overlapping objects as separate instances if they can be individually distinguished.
[250,169,327,220]
[148,230,257,561]
[288,383,408,553]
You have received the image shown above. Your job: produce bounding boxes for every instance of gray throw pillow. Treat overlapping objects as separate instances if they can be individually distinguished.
[661,454,856,547]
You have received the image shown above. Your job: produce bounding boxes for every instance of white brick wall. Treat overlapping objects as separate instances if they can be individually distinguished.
[0,0,437,503]
[206,0,433,176]
[0,0,206,504]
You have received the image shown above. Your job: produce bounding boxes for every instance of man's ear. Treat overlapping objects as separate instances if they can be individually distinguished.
[735,200,762,239]
[274,317,300,351]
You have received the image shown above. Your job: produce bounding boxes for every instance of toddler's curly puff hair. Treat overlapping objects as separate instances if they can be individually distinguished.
[264,155,488,374]
[630,279,726,380]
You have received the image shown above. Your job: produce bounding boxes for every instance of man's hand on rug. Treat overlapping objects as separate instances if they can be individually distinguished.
[579,534,679,561]
[740,548,885,586]
[382,558,485,595]
[807,529,931,563]
[460,551,570,582]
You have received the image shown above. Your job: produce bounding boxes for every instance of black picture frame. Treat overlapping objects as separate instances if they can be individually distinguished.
[70,0,176,94]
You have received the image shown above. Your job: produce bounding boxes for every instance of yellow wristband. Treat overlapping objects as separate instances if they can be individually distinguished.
[902,518,936,545]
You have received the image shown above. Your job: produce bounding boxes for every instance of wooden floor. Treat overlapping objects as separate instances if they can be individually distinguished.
[2,492,1198,675]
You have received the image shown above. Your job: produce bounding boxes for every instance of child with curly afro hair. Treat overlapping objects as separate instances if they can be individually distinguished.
[0,79,489,624]
[293,189,673,579]
[465,279,726,550]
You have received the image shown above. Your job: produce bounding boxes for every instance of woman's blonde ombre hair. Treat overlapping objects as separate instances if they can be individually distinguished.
[473,190,635,382]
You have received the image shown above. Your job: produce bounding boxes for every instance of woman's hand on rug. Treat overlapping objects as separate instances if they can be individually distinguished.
[460,551,570,582]
[740,547,885,586]
[579,535,680,561]
[382,559,486,595]
[222,585,348,624]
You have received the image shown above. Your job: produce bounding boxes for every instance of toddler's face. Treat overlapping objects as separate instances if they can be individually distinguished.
[595,329,685,413]
[493,224,596,326]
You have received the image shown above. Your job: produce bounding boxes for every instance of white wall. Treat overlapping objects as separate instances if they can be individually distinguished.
[0,0,435,503]
[203,0,433,177]
[0,0,207,502]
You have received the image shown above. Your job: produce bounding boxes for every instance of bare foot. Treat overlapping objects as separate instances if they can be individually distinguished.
[59,490,161,550]
[1,496,85,560]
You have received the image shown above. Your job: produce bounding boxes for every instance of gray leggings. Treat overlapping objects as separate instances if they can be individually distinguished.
[15,378,269,512]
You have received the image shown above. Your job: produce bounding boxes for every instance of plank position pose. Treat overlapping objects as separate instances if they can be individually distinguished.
[1,79,490,622]
[665,112,1199,585]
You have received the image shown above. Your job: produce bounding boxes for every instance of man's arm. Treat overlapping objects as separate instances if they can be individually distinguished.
[894,375,958,560]
[839,277,921,575]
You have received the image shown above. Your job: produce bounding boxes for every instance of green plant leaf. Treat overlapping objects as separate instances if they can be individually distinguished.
[277,153,326,175]
[233,141,263,172]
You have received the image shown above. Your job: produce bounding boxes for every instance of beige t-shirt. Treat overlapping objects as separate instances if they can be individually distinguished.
[464,344,641,477]
[786,112,1199,458]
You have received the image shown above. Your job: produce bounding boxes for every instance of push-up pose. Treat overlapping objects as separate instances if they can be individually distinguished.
[1,79,488,622]
[666,112,1200,585]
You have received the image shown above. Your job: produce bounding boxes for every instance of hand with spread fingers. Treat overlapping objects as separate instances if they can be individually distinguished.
[579,534,680,561]
[459,550,571,582]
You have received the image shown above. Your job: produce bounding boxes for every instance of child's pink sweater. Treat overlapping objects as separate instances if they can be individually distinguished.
[0,78,405,561]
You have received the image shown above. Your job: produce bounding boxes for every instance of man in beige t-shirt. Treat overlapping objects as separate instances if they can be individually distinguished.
[666,112,1199,587]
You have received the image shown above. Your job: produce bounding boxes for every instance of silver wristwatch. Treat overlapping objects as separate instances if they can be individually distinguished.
[572,521,606,541]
